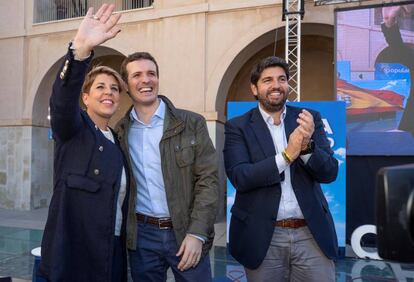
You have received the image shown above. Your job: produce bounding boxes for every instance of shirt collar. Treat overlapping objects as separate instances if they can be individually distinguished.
[129,98,165,123]
[154,99,166,120]
[258,103,286,126]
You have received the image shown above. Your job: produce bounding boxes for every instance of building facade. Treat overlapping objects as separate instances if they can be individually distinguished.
[0,0,384,211]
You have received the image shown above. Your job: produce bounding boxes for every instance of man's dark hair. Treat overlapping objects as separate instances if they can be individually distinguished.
[250,56,289,86]
[120,52,159,82]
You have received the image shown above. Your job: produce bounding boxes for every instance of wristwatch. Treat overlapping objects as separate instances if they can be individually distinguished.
[300,139,315,155]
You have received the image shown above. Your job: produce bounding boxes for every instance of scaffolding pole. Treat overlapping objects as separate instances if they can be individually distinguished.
[283,0,304,101]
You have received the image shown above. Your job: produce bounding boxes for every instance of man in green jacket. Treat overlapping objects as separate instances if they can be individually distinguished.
[115,52,219,281]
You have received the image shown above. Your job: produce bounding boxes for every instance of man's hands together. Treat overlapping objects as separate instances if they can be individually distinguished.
[285,109,315,162]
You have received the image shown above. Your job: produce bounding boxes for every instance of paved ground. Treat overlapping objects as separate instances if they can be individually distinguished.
[0,207,227,281]
[2,208,414,281]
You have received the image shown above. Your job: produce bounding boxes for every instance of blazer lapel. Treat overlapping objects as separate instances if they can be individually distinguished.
[284,106,299,176]
[249,108,276,158]
[284,105,297,139]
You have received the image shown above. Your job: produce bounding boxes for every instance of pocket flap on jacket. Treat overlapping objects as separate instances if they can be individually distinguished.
[230,205,248,222]
[66,174,101,193]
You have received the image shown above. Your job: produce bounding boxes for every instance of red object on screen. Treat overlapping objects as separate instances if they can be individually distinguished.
[337,79,404,115]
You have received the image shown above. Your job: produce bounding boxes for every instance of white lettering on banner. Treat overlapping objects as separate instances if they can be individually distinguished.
[382,66,409,75]
[322,118,333,134]
[328,137,335,148]
[350,225,381,260]
[322,119,335,148]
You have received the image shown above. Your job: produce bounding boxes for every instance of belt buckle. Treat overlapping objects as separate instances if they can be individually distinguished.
[282,219,288,228]
[158,217,170,229]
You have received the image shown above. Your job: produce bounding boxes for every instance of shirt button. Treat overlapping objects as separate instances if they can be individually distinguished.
[94,169,100,175]
[99,146,104,152]
[190,140,195,145]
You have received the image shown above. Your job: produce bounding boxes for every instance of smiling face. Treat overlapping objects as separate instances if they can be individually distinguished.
[126,59,159,107]
[82,73,120,123]
[251,66,289,113]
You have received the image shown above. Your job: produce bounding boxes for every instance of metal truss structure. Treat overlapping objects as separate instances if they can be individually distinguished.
[283,0,304,102]
[314,0,359,6]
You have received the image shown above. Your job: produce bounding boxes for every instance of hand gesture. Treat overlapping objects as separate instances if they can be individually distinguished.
[296,109,314,150]
[285,127,304,162]
[73,4,122,58]
[382,6,401,28]
[176,235,203,271]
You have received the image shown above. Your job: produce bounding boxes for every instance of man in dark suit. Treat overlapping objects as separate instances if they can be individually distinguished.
[223,56,338,281]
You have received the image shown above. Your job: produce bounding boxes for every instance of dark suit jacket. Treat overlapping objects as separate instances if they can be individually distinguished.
[38,49,129,282]
[223,105,338,269]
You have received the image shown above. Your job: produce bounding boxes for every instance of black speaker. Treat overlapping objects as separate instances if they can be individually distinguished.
[376,163,414,262]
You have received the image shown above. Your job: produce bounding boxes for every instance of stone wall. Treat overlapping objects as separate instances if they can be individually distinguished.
[31,126,54,209]
[0,126,53,210]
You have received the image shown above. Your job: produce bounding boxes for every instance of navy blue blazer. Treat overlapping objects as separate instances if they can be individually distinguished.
[38,49,129,282]
[223,105,338,269]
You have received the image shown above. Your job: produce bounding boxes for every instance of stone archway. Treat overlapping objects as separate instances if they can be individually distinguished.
[216,23,334,118]
[30,46,127,209]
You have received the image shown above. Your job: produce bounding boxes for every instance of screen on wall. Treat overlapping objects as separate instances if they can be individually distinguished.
[335,2,414,155]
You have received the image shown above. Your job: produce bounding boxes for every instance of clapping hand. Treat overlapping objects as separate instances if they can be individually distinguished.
[285,127,304,162]
[296,109,314,151]
[72,4,122,58]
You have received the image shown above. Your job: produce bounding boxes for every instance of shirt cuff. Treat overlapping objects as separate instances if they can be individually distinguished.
[275,153,289,172]
[69,41,92,61]
[188,233,206,244]
[300,153,312,164]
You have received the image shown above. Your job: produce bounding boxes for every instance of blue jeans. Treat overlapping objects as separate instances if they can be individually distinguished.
[129,221,212,282]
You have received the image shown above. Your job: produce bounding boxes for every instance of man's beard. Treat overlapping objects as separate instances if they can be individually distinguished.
[258,91,287,113]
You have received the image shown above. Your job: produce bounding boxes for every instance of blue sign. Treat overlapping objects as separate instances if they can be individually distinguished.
[226,101,347,247]
[375,63,410,81]
[337,61,351,81]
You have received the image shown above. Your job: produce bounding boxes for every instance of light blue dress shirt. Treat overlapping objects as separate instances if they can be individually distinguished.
[128,99,170,217]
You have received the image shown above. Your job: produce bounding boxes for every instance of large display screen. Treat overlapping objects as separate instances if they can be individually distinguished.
[336,2,414,155]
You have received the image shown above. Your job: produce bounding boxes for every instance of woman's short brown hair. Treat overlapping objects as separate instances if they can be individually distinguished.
[82,66,127,94]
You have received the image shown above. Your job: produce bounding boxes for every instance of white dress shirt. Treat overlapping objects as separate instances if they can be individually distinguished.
[258,105,306,220]
[100,129,127,236]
